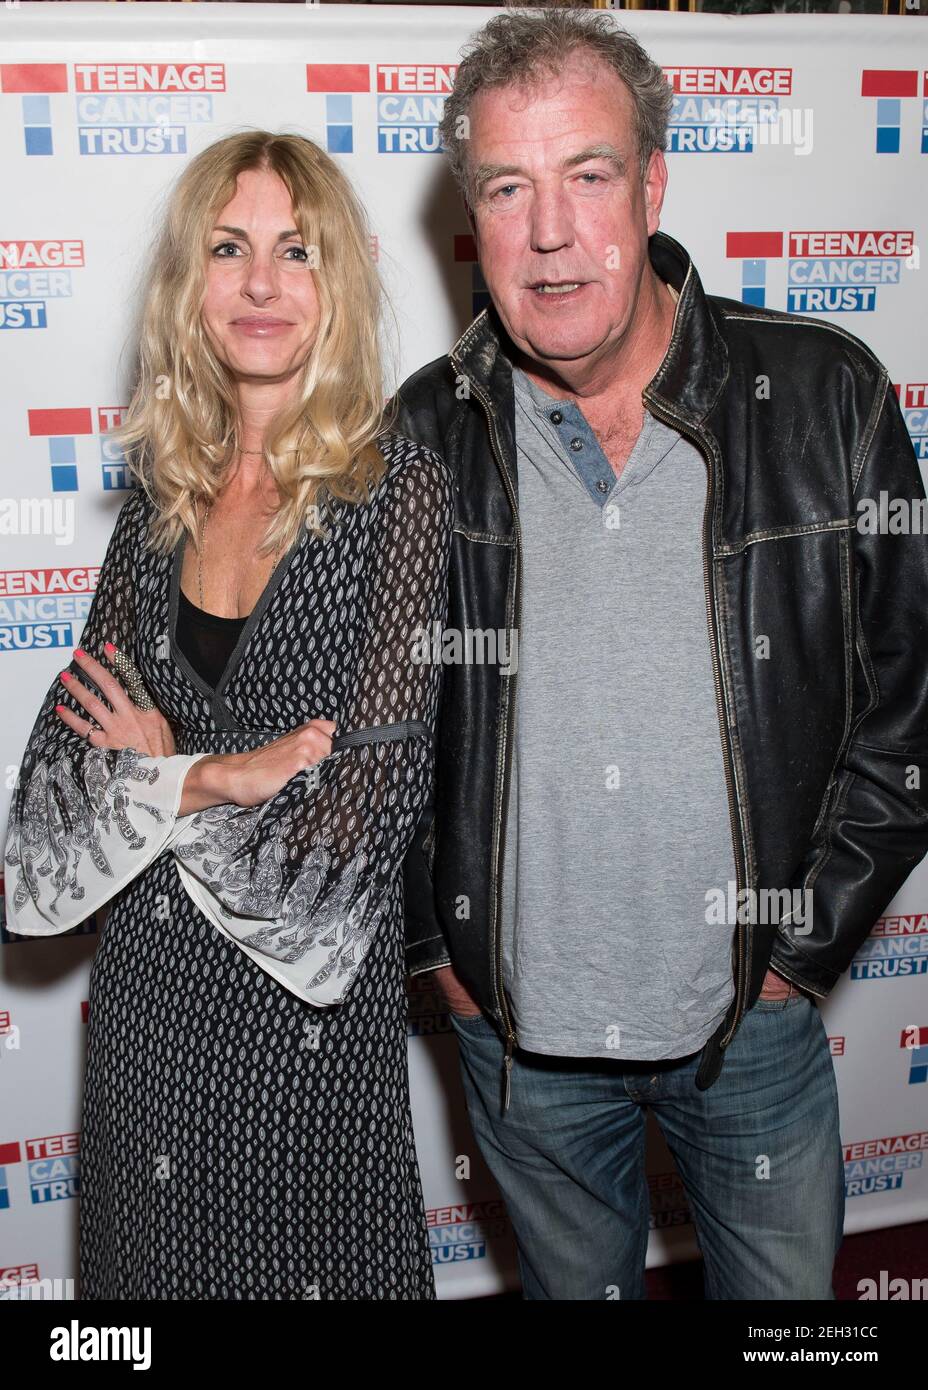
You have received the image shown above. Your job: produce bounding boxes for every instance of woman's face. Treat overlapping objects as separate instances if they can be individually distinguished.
[201,166,321,387]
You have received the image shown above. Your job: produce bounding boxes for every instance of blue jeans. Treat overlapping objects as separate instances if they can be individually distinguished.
[449,990,845,1300]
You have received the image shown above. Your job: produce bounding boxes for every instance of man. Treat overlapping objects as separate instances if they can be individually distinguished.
[393,9,928,1299]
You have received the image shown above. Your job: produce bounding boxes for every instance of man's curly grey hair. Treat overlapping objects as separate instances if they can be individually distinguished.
[439,6,673,211]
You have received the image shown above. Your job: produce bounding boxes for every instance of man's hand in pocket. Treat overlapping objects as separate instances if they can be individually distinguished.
[759,967,794,1000]
[432,963,483,1018]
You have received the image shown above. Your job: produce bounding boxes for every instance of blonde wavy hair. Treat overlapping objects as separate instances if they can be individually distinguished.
[113,130,394,556]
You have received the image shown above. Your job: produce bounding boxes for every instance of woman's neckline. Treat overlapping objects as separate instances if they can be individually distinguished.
[177,585,251,626]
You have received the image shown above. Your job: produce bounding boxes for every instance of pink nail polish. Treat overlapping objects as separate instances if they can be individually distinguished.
[74,648,86,659]
[104,642,115,654]
[60,671,71,682]
[55,704,65,712]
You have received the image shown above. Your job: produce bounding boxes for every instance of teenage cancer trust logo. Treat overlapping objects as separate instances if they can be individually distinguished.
[25,406,132,493]
[0,239,84,331]
[306,62,456,156]
[859,69,928,154]
[0,61,223,156]
[852,911,928,982]
[726,230,916,312]
[844,1131,927,1200]
[0,1136,80,1207]
[901,1026,928,1085]
[896,381,928,462]
[664,66,795,154]
[0,565,98,653]
[74,63,224,155]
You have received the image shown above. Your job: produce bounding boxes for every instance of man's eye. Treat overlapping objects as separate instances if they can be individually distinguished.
[490,184,518,201]
[579,172,605,183]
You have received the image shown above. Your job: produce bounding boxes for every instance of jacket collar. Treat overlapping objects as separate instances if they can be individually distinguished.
[448,230,729,427]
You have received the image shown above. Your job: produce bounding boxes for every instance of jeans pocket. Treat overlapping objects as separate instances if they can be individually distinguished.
[752,989,809,1013]
[448,1009,499,1041]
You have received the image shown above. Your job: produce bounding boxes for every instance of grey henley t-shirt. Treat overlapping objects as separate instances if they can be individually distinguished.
[500,338,737,1061]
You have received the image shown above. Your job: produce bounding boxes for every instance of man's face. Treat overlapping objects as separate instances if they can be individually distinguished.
[466,53,668,372]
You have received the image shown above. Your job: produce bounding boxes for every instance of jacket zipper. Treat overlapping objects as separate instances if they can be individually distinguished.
[643,394,749,1048]
[450,362,519,1109]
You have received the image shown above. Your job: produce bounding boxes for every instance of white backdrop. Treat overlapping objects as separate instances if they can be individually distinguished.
[0,5,926,1301]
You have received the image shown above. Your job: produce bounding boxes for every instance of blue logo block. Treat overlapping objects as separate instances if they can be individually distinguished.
[24,126,53,157]
[742,258,767,289]
[51,464,78,492]
[49,437,76,464]
[326,94,353,123]
[327,125,353,154]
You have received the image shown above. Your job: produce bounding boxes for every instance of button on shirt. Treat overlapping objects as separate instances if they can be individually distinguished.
[500,351,737,1060]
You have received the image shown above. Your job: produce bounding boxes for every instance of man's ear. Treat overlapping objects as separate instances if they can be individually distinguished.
[643,148,669,239]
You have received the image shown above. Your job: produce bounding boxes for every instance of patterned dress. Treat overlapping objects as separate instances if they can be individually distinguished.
[3,432,452,1300]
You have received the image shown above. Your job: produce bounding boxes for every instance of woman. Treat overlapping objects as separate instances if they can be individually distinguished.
[3,131,452,1300]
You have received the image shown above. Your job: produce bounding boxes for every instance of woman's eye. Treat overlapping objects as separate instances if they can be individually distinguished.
[209,242,309,261]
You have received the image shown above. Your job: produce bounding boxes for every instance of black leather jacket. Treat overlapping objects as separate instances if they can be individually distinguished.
[392,229,928,1097]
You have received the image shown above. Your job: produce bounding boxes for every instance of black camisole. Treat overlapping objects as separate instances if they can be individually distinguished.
[176,587,248,691]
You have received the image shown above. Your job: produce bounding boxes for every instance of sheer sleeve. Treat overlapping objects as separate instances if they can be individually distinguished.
[171,445,453,1006]
[2,489,206,936]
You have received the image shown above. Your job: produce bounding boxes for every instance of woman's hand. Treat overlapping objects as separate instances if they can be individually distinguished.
[55,645,176,757]
[55,644,336,813]
[180,719,338,814]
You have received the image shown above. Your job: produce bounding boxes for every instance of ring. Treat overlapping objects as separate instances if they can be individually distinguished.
[107,646,156,711]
